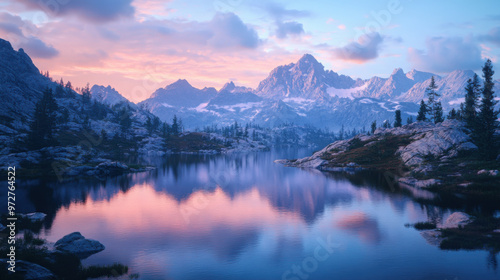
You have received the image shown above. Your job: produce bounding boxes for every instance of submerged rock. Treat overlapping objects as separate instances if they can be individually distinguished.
[439,212,473,229]
[54,232,105,259]
[0,259,55,280]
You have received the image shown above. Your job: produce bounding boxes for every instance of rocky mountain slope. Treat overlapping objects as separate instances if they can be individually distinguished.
[90,85,130,106]
[0,39,53,131]
[138,53,499,132]
[139,54,423,131]
[0,38,272,179]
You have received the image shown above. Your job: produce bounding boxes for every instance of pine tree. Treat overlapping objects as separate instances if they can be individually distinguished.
[462,74,481,130]
[475,59,499,159]
[371,120,377,134]
[82,83,91,105]
[27,88,59,149]
[339,124,345,140]
[119,107,132,133]
[434,101,444,123]
[152,117,160,132]
[146,117,153,135]
[447,108,458,120]
[417,100,427,121]
[425,76,440,122]
[394,110,402,127]
[406,116,414,125]
[171,115,180,136]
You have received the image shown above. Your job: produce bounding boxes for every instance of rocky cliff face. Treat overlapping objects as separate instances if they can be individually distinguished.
[255,54,358,100]
[0,38,52,130]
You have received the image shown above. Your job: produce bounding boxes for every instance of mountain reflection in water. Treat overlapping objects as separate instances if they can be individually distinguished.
[4,149,499,280]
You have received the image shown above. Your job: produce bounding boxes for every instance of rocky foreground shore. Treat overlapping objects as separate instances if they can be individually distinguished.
[277,120,500,188]
[0,212,110,280]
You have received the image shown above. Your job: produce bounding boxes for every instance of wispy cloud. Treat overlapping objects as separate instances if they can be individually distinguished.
[263,2,309,39]
[479,26,500,47]
[408,36,483,72]
[0,12,58,58]
[16,0,135,23]
[332,32,384,63]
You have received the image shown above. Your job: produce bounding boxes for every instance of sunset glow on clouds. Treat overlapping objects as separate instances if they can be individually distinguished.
[1,0,500,102]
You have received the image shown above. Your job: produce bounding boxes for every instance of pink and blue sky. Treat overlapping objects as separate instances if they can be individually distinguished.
[1,0,499,102]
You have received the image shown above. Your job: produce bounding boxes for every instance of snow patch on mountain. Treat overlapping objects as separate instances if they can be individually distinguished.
[327,83,368,99]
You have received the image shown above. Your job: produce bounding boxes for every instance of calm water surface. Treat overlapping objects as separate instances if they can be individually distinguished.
[10,149,500,279]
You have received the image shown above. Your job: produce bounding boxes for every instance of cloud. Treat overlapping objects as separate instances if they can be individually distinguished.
[21,36,59,58]
[265,2,310,19]
[264,2,308,39]
[208,12,260,49]
[332,32,384,63]
[408,36,483,72]
[479,26,500,47]
[275,21,304,39]
[0,21,23,36]
[0,12,58,58]
[0,9,274,102]
[16,0,135,22]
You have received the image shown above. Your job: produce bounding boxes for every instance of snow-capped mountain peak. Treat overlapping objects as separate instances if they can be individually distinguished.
[292,53,324,74]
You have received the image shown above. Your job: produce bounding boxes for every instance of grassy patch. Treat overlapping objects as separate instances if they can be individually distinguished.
[322,135,412,172]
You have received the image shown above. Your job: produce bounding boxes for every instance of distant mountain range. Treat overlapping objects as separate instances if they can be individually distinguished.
[2,35,499,133]
[134,54,499,130]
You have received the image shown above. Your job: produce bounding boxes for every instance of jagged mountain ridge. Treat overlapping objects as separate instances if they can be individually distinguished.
[138,53,500,130]
[90,85,130,106]
[2,34,496,133]
[0,38,159,154]
[255,54,362,100]
[0,39,53,130]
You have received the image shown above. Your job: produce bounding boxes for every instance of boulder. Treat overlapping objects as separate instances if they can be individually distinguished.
[439,212,473,229]
[54,232,105,259]
[398,120,477,168]
[0,259,55,280]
